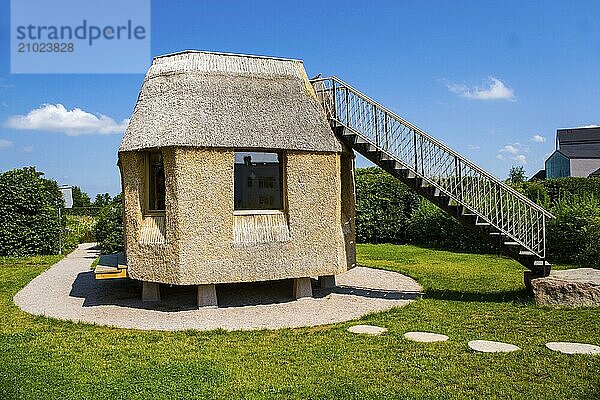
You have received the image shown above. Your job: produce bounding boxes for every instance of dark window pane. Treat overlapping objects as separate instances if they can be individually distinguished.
[234,151,282,210]
[148,152,165,211]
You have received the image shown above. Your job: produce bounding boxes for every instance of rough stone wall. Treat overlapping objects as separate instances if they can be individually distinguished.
[120,147,355,285]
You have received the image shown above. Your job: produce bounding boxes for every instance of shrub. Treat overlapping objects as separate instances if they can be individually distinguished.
[511,180,551,208]
[517,177,600,205]
[0,167,62,256]
[406,200,492,253]
[63,215,97,253]
[355,168,419,243]
[94,194,124,254]
[65,207,102,217]
[546,196,600,267]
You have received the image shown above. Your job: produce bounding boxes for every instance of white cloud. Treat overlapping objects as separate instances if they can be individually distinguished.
[530,134,546,143]
[0,138,13,149]
[513,154,527,164]
[5,103,129,136]
[497,142,528,164]
[467,144,481,150]
[500,144,519,155]
[20,145,34,153]
[446,77,515,101]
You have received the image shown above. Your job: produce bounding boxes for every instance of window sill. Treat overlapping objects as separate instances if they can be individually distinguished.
[144,211,166,217]
[233,209,284,216]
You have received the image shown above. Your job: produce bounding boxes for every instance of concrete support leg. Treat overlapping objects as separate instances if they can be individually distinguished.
[142,281,160,302]
[293,277,312,299]
[318,275,336,289]
[197,284,218,308]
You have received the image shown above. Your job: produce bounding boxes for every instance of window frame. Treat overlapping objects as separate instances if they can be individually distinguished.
[144,150,166,216]
[233,149,286,215]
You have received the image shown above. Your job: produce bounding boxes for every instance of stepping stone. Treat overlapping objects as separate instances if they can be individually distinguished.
[468,340,520,353]
[546,342,600,355]
[404,331,449,343]
[348,325,387,335]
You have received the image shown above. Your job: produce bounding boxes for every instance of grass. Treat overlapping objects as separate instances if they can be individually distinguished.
[1,245,599,399]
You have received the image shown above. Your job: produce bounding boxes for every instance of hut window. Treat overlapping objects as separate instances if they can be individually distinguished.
[147,152,165,212]
[234,151,282,211]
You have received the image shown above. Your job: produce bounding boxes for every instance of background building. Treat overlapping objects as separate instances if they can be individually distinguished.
[545,126,600,178]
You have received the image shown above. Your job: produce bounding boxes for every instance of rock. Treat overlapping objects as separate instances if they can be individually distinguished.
[348,324,387,335]
[468,340,520,353]
[403,331,449,343]
[546,342,600,355]
[531,268,600,307]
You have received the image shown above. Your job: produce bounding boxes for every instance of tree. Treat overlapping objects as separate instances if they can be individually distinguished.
[95,193,124,254]
[93,193,112,208]
[72,186,91,207]
[508,166,526,184]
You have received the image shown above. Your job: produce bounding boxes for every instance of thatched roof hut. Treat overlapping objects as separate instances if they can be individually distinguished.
[120,51,341,152]
[118,51,355,307]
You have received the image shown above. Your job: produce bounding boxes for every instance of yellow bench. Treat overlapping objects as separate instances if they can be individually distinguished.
[94,252,128,280]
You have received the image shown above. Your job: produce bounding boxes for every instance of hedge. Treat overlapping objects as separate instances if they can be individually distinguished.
[356,167,600,266]
[546,196,600,267]
[65,207,102,217]
[406,200,492,253]
[515,177,600,205]
[355,167,489,252]
[355,168,419,244]
[0,167,62,256]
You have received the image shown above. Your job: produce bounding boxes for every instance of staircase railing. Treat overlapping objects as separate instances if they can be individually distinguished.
[311,76,553,260]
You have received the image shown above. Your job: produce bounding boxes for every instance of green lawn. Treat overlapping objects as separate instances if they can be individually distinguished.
[1,245,599,399]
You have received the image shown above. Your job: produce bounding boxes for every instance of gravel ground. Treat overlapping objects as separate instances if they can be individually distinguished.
[14,243,422,331]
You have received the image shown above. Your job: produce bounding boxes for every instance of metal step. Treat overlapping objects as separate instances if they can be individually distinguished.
[379,152,394,161]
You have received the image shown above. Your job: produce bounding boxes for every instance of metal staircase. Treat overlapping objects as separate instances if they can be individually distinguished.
[311,76,554,278]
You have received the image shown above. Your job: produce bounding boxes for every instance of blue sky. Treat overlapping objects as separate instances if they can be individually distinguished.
[1,0,599,196]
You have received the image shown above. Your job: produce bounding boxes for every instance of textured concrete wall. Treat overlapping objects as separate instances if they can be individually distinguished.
[120,147,355,285]
[119,150,181,284]
[340,144,357,269]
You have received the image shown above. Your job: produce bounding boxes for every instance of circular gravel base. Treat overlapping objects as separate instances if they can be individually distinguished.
[546,342,600,355]
[14,243,422,331]
[348,325,388,335]
[404,331,449,343]
[468,340,521,353]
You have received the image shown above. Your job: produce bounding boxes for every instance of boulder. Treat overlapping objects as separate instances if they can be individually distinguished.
[531,268,600,307]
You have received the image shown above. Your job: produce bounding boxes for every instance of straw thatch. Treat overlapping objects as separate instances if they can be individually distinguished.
[119,51,341,153]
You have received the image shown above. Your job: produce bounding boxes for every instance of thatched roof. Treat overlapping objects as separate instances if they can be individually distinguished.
[119,51,341,153]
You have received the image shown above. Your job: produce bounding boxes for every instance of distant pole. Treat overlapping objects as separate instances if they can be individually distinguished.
[58,205,62,255]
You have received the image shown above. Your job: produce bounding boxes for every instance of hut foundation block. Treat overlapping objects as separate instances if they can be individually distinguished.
[197,284,218,308]
[318,275,336,289]
[293,277,312,299]
[142,281,160,302]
